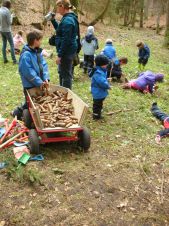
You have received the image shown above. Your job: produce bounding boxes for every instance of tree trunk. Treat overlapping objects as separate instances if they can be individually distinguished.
[140,0,144,28]
[165,0,169,46]
[156,0,163,34]
[124,5,130,26]
[144,0,149,19]
[87,0,110,26]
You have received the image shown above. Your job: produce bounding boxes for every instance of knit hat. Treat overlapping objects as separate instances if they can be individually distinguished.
[87,26,94,34]
[106,38,112,44]
[155,73,164,82]
[95,54,109,66]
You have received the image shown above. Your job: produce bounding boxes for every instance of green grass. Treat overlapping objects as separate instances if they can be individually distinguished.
[1,25,169,225]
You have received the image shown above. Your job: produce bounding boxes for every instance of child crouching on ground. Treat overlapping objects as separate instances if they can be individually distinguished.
[12,29,50,119]
[91,54,111,120]
[122,71,164,94]
[107,57,128,82]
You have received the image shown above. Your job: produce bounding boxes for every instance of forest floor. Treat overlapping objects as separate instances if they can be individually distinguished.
[0,24,169,226]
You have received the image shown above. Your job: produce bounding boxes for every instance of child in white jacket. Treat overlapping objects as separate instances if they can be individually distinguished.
[81,26,98,74]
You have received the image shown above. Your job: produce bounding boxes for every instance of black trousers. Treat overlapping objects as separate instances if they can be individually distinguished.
[83,55,94,72]
[138,58,148,66]
[58,54,75,89]
[12,88,30,120]
[151,105,168,122]
[93,98,105,119]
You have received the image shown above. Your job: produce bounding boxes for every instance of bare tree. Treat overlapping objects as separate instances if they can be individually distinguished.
[140,0,144,28]
[165,0,169,46]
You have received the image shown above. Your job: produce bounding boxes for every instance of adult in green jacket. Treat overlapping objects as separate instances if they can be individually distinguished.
[51,0,80,89]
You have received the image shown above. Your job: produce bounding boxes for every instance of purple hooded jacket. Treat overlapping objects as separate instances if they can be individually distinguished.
[132,71,163,93]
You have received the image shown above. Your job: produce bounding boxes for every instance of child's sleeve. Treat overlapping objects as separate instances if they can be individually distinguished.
[94,38,99,50]
[94,75,110,89]
[158,128,169,138]
[21,55,43,87]
[144,46,150,59]
[42,57,50,81]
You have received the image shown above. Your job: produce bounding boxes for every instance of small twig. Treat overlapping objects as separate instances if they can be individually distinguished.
[107,108,132,116]
[160,163,165,204]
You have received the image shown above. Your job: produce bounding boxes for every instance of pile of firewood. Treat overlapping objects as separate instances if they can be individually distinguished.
[32,90,78,128]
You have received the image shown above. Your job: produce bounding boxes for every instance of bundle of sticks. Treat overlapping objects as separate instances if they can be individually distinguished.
[0,118,28,150]
[32,90,78,128]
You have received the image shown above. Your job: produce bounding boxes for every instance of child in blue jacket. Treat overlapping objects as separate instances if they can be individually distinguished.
[102,39,116,61]
[91,54,110,120]
[136,40,150,69]
[12,29,50,119]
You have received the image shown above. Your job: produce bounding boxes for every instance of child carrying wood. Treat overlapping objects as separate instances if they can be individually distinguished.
[12,29,50,120]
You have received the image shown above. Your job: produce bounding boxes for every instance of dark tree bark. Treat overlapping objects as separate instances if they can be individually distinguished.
[144,0,149,19]
[87,0,111,26]
[131,0,137,27]
[165,0,169,46]
[140,0,144,28]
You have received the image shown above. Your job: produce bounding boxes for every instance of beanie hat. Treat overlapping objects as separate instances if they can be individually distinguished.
[106,38,112,44]
[95,54,109,66]
[87,26,94,34]
[155,73,164,82]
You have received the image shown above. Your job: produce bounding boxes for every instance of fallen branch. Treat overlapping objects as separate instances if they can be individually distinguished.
[107,109,133,116]
[0,131,25,150]
[160,163,165,204]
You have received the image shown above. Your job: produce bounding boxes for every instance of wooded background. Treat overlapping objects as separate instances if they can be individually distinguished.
[1,0,169,45]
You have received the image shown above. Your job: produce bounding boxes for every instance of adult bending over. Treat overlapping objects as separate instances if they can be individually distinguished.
[51,0,80,89]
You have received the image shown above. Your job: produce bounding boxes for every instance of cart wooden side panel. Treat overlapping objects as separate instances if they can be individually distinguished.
[27,85,89,129]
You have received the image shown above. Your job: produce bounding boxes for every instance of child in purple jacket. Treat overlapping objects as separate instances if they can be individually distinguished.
[122,71,164,94]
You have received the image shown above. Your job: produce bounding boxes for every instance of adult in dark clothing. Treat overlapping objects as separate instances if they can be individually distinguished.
[51,0,80,89]
[151,103,169,144]
[107,57,128,82]
[0,0,17,64]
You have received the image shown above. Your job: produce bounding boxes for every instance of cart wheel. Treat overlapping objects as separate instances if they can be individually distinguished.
[28,129,40,154]
[23,109,34,129]
[78,127,91,152]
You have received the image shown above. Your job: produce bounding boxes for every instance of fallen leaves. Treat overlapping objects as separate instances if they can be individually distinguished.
[117,198,128,210]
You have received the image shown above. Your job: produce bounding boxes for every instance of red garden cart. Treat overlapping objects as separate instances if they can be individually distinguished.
[23,85,91,153]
